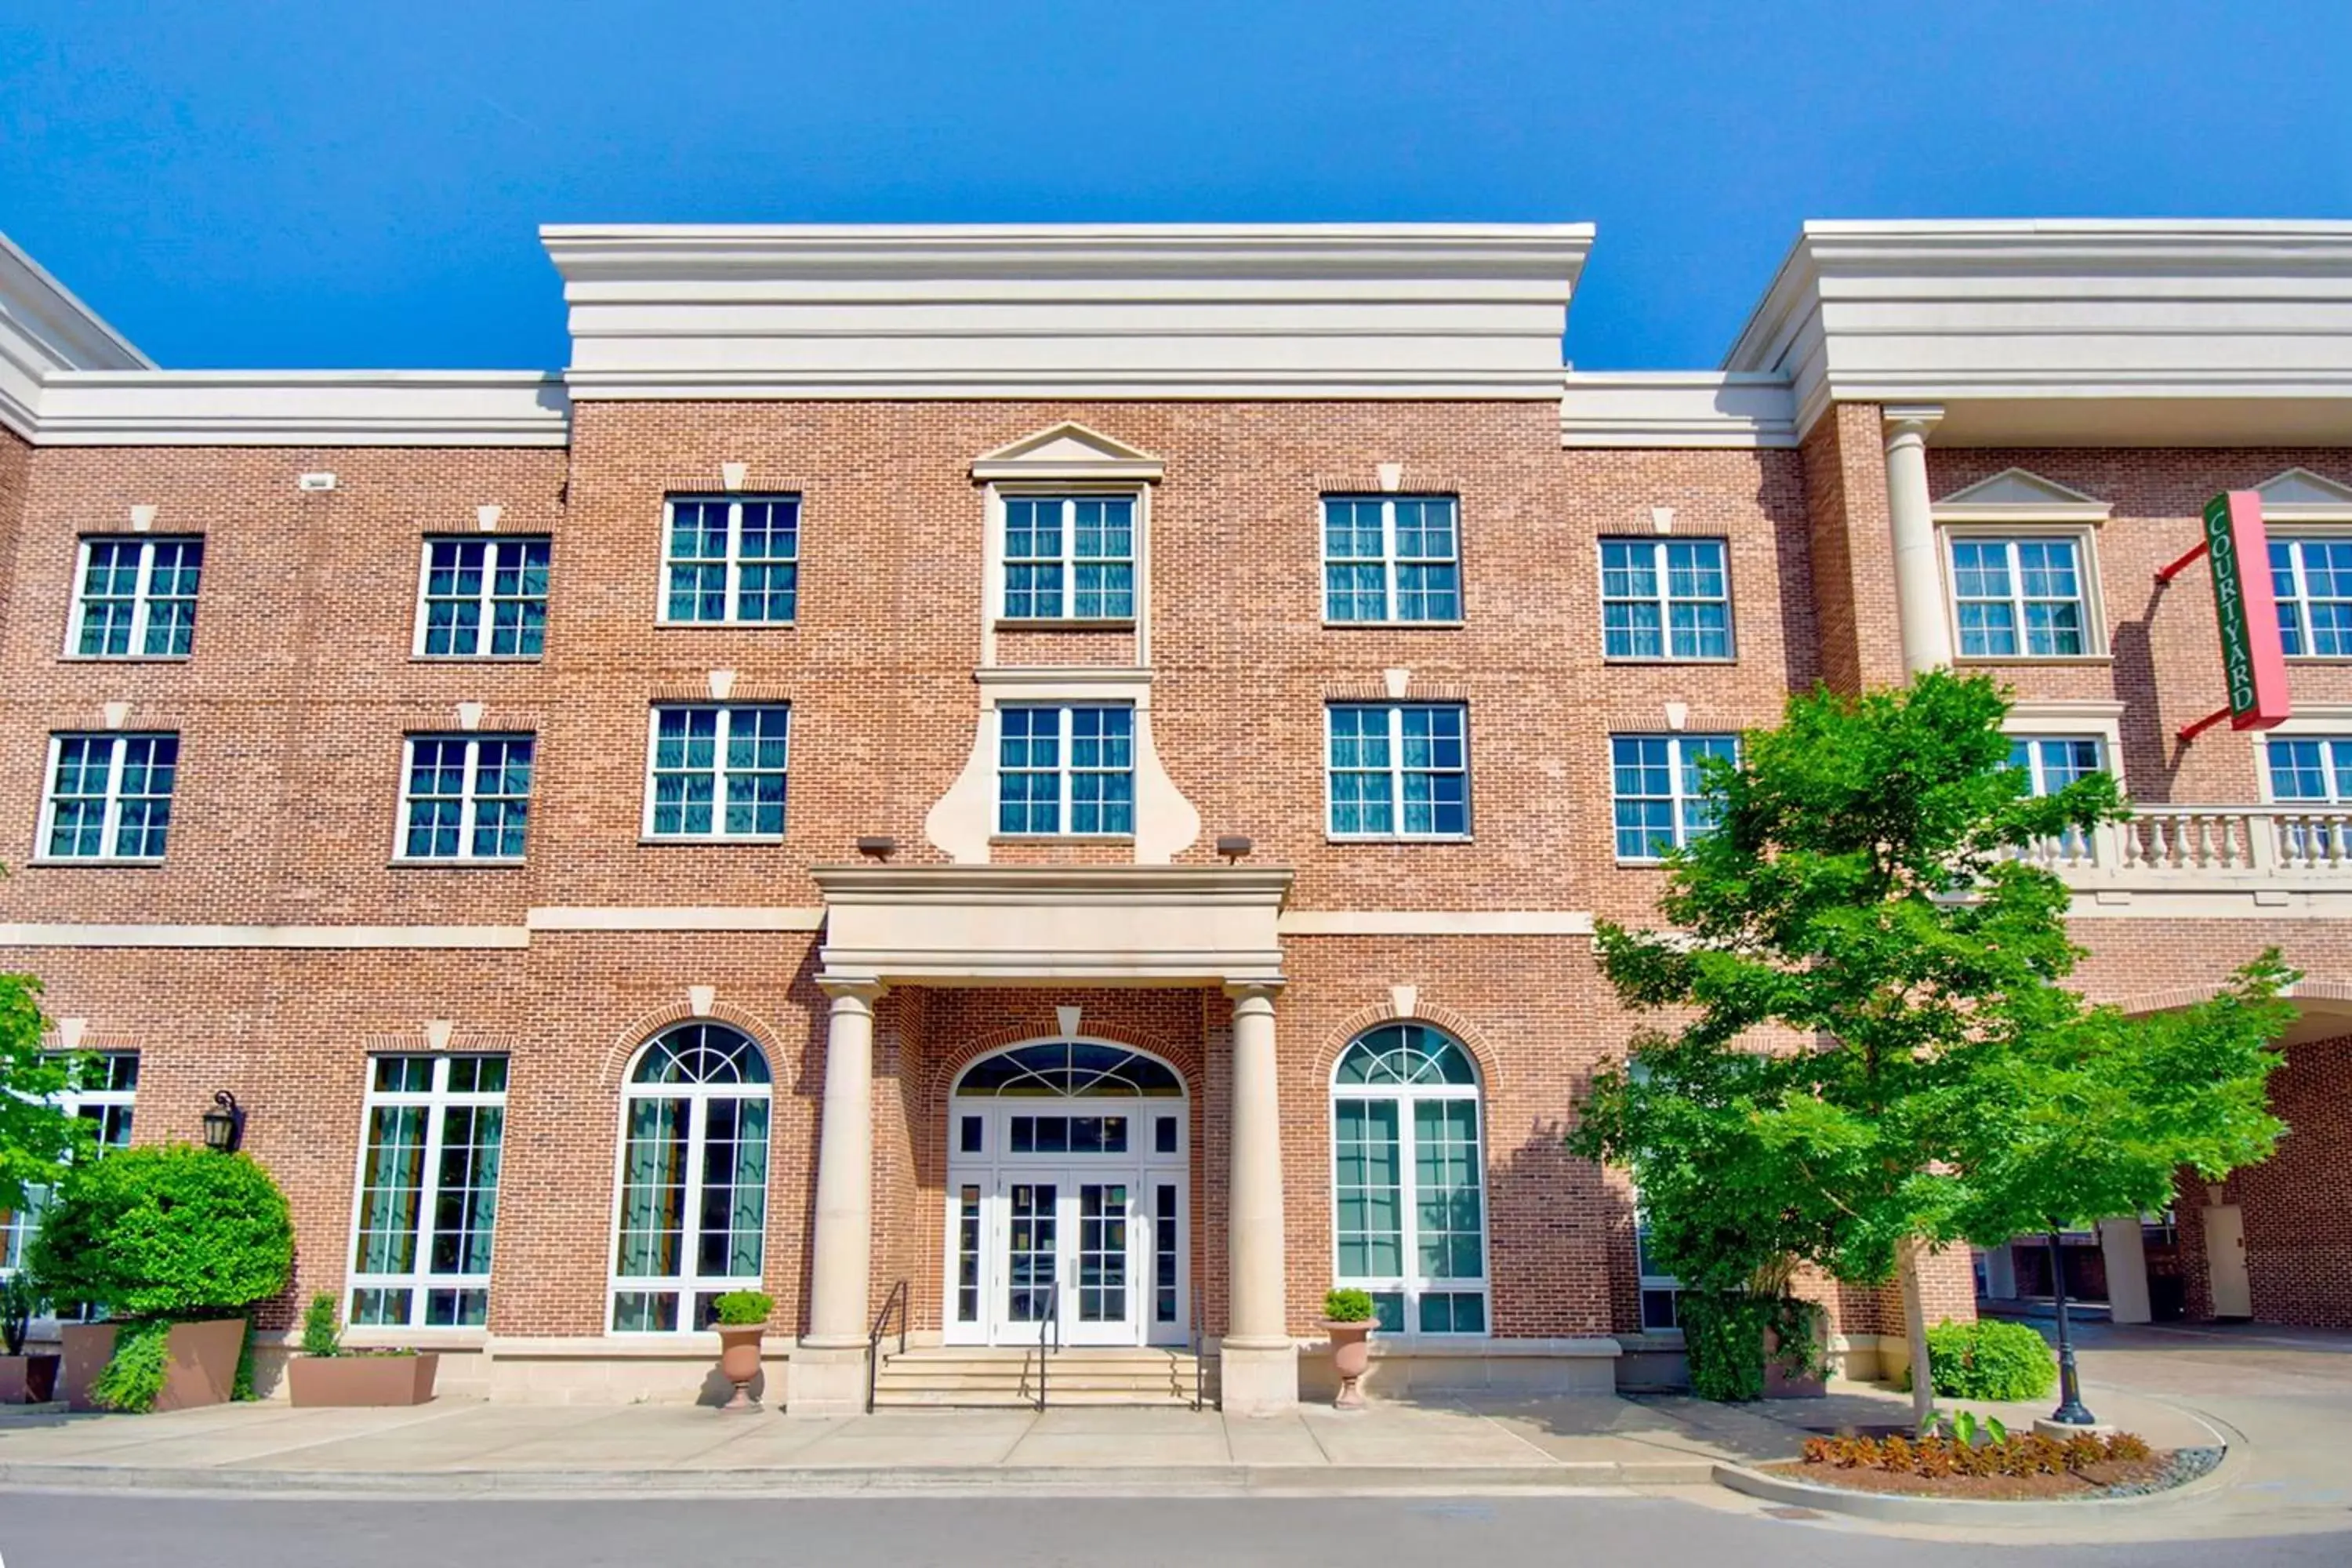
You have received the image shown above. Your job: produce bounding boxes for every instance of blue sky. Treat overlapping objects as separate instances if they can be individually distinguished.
[5,2,2349,372]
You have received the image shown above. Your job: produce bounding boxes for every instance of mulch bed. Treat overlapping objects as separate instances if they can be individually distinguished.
[1764,1456,2169,1501]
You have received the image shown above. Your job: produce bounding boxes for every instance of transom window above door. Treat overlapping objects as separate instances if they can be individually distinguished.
[662,495,799,624]
[1323,496,1461,623]
[954,1041,1185,1098]
[1003,495,1135,621]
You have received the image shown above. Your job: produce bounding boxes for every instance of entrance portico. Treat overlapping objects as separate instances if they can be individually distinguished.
[785,864,1298,1418]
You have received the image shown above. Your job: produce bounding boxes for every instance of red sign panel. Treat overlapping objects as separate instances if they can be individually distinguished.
[2204,490,2291,730]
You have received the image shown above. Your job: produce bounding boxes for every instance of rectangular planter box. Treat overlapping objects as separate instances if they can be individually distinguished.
[0,1353,60,1404]
[287,1352,440,1407]
[154,1318,245,1413]
[58,1323,117,1411]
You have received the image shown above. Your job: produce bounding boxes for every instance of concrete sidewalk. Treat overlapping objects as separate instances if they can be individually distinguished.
[0,1377,2221,1497]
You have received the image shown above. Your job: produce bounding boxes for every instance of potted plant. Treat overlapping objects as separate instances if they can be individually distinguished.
[1322,1287,1377,1408]
[0,1270,60,1404]
[710,1289,773,1410]
[286,1291,439,1407]
[30,1144,293,1413]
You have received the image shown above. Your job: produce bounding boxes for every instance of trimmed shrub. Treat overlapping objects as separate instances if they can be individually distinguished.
[711,1290,773,1327]
[1323,1288,1376,1323]
[28,1145,293,1318]
[1907,1317,2058,1402]
[1679,1291,1821,1403]
[301,1291,343,1358]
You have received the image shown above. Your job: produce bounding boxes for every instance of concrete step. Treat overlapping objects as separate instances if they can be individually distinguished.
[869,1387,1203,1408]
[868,1346,1215,1409]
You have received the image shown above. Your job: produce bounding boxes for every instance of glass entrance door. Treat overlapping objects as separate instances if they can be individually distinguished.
[987,1174,1143,1346]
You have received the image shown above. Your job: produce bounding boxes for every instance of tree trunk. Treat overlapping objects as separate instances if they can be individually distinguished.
[1898,1237,1936,1429]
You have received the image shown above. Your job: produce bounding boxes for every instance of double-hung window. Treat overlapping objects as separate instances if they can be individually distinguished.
[2010,736,2106,797]
[644,705,790,840]
[2263,735,2352,863]
[1002,495,1134,620]
[416,537,551,658]
[662,496,799,624]
[1326,703,1469,839]
[69,536,204,658]
[1323,496,1460,622]
[348,1054,508,1329]
[1611,734,1736,862]
[41,733,180,862]
[1599,537,1732,659]
[2270,538,2352,658]
[1948,535,2092,658]
[399,735,535,862]
[996,705,1134,835]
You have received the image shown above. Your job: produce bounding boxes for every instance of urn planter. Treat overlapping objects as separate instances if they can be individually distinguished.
[154,1318,246,1412]
[1324,1320,1375,1408]
[715,1326,765,1410]
[58,1323,118,1411]
[288,1352,440,1407]
[0,1352,60,1405]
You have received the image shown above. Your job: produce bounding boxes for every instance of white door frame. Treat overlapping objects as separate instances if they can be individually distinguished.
[942,1042,1189,1348]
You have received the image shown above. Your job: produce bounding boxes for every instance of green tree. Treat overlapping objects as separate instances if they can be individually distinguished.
[30,1145,295,1318]
[0,971,93,1220]
[1570,671,2290,1421]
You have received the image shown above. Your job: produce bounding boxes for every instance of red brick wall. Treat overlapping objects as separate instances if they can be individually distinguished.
[0,427,30,649]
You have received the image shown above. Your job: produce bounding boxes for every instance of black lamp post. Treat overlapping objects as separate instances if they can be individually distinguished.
[201,1091,244,1154]
[2045,1229,2096,1425]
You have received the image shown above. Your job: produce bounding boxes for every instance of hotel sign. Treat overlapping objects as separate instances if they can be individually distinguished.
[2202,490,2290,730]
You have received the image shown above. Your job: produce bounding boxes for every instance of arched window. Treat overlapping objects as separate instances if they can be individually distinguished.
[953,1041,1185,1098]
[611,1022,772,1332]
[1330,1023,1487,1334]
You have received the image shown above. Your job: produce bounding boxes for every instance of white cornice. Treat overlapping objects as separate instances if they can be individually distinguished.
[1723,220,2352,445]
[1559,371,1798,448]
[31,371,572,446]
[0,230,151,440]
[543,223,1593,402]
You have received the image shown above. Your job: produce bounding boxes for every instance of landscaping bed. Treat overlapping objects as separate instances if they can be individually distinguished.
[1768,1428,2224,1503]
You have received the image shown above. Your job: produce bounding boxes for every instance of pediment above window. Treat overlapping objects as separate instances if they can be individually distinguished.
[971,422,1165,483]
[2255,467,2352,518]
[1933,467,2111,522]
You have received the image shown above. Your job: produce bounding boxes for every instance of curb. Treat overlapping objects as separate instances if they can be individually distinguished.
[1710,1414,2250,1528]
[0,1457,1715,1500]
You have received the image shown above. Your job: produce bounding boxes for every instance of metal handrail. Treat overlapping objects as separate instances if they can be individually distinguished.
[1189,1280,1207,1411]
[864,1278,909,1414]
[1035,1275,1061,1412]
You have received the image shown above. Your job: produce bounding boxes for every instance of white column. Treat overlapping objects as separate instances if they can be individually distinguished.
[2098,1217,2153,1325]
[785,978,884,1417]
[1221,981,1298,1415]
[1882,405,1951,677]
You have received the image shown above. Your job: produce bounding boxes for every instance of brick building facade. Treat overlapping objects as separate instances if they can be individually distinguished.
[2,220,2349,1409]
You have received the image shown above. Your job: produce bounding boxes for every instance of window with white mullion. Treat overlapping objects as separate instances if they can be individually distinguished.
[644,705,790,840]
[2269,536,2352,658]
[611,1025,771,1334]
[995,705,1134,836]
[348,1054,507,1330]
[416,537,551,658]
[662,497,799,625]
[1599,538,1732,660]
[1610,734,1736,862]
[41,732,180,861]
[1322,496,1461,623]
[1002,495,1134,621]
[1948,535,2090,658]
[399,735,535,862]
[70,535,204,659]
[1325,703,1469,840]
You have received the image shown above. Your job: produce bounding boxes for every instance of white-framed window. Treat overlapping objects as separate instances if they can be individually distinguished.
[1003,495,1135,621]
[611,1023,772,1333]
[2270,537,2352,658]
[1326,703,1470,839]
[1331,1024,1487,1335]
[662,495,799,624]
[1611,734,1737,862]
[1599,537,1733,660]
[2009,735,2106,797]
[1,1052,138,1290]
[399,735,535,862]
[996,705,1135,836]
[416,537,551,658]
[1635,1214,1682,1332]
[644,705,790,840]
[1323,495,1461,623]
[67,536,204,659]
[1947,534,2093,658]
[40,733,180,862]
[347,1054,507,1329]
[2264,735,2352,804]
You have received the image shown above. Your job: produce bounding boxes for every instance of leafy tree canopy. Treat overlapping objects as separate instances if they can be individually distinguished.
[0,972,95,1218]
[30,1144,294,1317]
